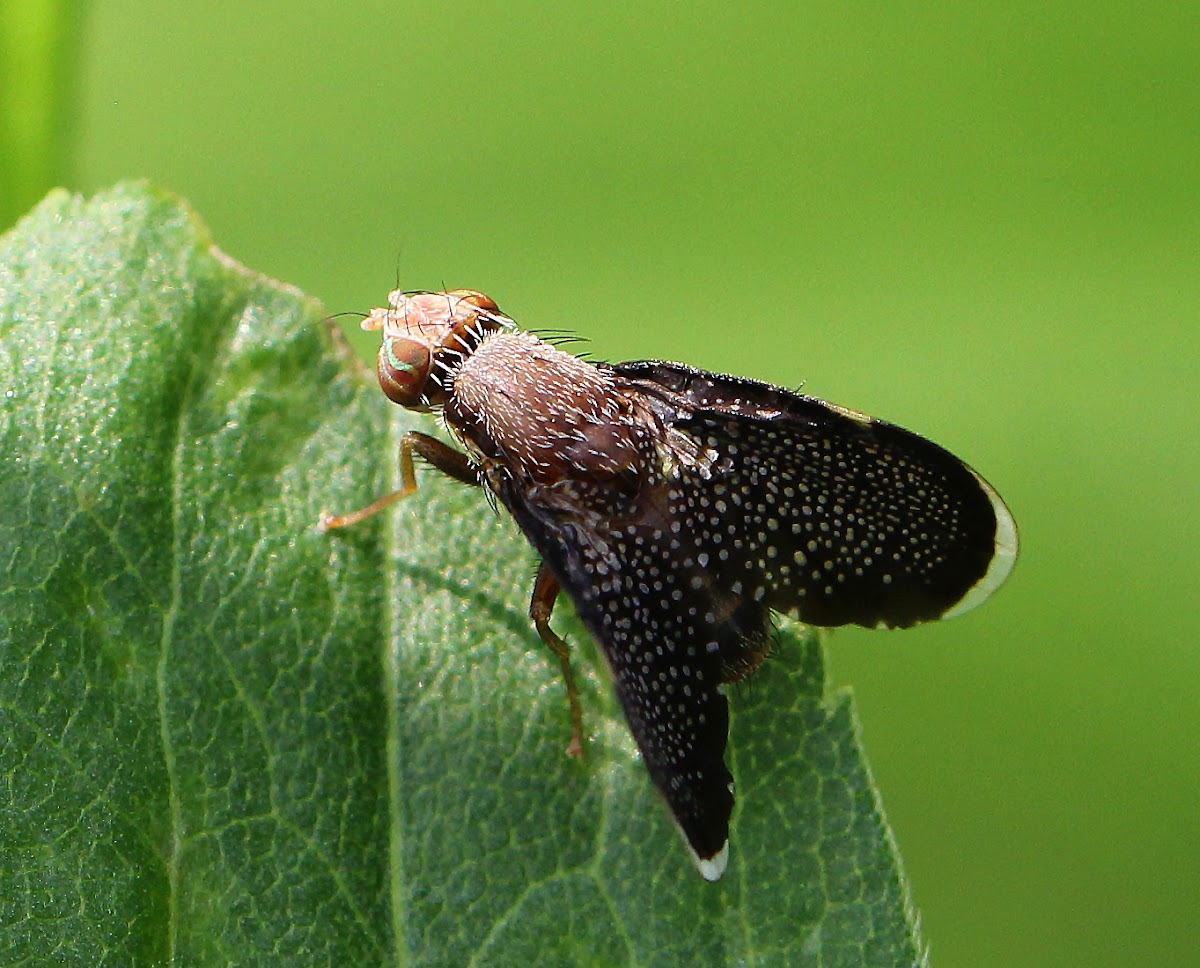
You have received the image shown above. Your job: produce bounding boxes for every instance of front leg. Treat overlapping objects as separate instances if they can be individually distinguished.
[529,563,586,758]
[322,435,587,756]
[318,431,478,530]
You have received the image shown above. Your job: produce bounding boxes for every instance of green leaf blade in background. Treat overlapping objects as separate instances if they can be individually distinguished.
[0,184,924,966]
[0,0,86,231]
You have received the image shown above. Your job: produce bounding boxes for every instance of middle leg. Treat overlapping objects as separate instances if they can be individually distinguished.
[530,562,586,758]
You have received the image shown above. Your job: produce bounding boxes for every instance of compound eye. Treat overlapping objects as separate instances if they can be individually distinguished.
[377,335,432,409]
[448,289,500,314]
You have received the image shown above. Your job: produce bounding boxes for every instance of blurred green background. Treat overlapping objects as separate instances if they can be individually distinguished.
[5,1,1198,964]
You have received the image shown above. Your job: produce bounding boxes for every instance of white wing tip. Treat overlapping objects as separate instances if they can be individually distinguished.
[943,469,1019,619]
[693,841,729,882]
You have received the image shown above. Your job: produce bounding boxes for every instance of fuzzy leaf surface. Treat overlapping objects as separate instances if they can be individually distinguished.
[0,184,925,967]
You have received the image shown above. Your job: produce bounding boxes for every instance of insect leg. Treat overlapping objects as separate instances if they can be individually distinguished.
[529,563,586,758]
[318,431,478,530]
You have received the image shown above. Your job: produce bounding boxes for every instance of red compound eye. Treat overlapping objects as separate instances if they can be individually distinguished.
[446,289,499,314]
[377,335,433,409]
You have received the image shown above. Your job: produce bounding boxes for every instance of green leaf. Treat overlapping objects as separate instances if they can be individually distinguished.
[0,0,85,230]
[0,184,926,966]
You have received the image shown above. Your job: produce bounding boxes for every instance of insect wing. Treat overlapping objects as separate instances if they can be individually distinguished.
[484,357,1017,881]
[612,360,1019,630]
[490,471,752,879]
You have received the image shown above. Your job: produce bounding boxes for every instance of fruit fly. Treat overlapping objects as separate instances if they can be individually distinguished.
[320,288,1019,881]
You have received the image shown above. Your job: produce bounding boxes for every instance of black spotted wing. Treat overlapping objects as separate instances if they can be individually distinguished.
[490,460,759,878]
[488,358,1016,881]
[610,360,1019,631]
